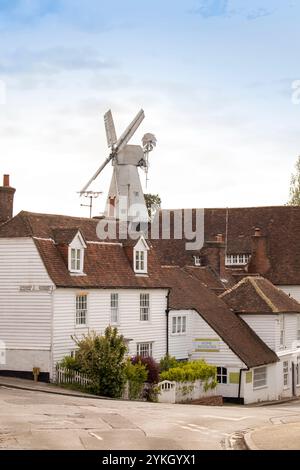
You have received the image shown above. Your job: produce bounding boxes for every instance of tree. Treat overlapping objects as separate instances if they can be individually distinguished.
[288,156,300,205]
[73,326,128,398]
[144,193,162,219]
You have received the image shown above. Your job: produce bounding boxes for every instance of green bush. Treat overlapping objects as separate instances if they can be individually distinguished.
[59,355,80,371]
[125,359,148,400]
[160,360,217,391]
[159,354,178,372]
[73,326,128,398]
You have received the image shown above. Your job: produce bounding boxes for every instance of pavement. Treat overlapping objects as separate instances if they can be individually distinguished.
[0,376,300,450]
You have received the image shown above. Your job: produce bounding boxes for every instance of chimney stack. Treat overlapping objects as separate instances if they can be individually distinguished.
[0,175,16,225]
[248,227,271,275]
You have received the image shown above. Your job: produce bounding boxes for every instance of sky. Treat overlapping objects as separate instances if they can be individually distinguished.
[0,0,300,217]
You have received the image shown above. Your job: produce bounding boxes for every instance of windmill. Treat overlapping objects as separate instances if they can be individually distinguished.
[79,109,157,222]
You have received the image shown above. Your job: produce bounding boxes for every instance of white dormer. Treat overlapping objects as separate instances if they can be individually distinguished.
[68,231,87,274]
[133,236,149,274]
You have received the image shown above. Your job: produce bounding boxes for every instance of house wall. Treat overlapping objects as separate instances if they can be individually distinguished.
[242,364,278,404]
[0,238,54,375]
[279,285,300,303]
[53,288,168,375]
[240,314,277,350]
[168,309,245,398]
[240,313,300,352]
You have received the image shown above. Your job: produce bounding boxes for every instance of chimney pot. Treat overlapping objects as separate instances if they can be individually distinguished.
[3,174,10,187]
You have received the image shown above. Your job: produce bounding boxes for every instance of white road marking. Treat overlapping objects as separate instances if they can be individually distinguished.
[89,432,103,441]
[202,415,254,421]
[180,424,230,437]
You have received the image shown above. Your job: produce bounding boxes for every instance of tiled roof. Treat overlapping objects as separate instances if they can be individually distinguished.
[184,266,225,292]
[220,276,300,314]
[163,268,278,368]
[52,227,84,245]
[154,207,300,285]
[0,210,280,367]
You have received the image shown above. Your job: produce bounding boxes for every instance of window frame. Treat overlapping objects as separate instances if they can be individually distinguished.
[279,315,285,349]
[69,247,84,273]
[171,315,187,335]
[75,293,88,327]
[296,360,300,387]
[216,367,228,384]
[137,342,153,358]
[194,255,201,266]
[134,249,147,273]
[253,366,267,390]
[225,254,250,266]
[110,292,119,325]
[140,293,150,321]
[283,360,289,388]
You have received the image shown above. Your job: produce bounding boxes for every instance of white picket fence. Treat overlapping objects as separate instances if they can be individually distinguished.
[157,379,217,404]
[56,366,91,387]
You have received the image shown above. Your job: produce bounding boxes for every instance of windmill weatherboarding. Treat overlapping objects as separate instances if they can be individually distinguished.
[80,109,157,222]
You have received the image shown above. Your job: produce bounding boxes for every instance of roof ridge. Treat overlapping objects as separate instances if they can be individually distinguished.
[248,277,279,313]
[19,211,34,237]
[219,276,249,298]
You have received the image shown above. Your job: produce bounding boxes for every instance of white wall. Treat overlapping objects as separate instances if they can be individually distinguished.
[242,364,278,404]
[0,238,54,374]
[53,288,168,371]
[169,309,244,398]
[240,314,277,350]
[279,285,300,303]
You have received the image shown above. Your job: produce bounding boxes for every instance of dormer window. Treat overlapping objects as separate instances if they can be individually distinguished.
[225,254,250,266]
[70,248,83,272]
[67,230,87,274]
[133,236,149,274]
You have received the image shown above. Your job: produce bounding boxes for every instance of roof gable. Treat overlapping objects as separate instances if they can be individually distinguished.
[220,276,300,314]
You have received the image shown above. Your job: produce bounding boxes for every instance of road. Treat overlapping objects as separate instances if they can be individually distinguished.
[0,385,300,450]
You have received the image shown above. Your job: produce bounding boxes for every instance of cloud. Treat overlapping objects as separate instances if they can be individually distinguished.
[0,47,115,76]
[191,1,275,21]
[246,7,274,21]
[191,0,230,18]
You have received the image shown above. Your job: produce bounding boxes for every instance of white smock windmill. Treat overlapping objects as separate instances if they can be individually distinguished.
[79,109,157,222]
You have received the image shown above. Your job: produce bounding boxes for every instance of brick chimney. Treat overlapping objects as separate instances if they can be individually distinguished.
[0,175,15,225]
[248,227,271,275]
[203,234,226,278]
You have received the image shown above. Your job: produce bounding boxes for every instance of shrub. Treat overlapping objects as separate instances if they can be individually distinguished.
[59,355,81,371]
[160,360,217,391]
[73,326,128,398]
[125,359,148,400]
[159,354,178,372]
[132,356,160,384]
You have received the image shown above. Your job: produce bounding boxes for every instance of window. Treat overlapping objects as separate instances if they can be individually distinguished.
[110,293,119,324]
[225,254,250,266]
[253,366,267,389]
[69,247,84,273]
[171,316,187,335]
[280,315,285,349]
[140,293,150,321]
[283,361,289,388]
[194,256,201,266]
[217,367,227,384]
[137,342,153,358]
[297,315,300,342]
[135,250,147,273]
[76,294,87,326]
[296,360,300,386]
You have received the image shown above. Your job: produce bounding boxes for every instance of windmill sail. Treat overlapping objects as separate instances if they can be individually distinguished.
[115,109,145,153]
[104,110,117,148]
